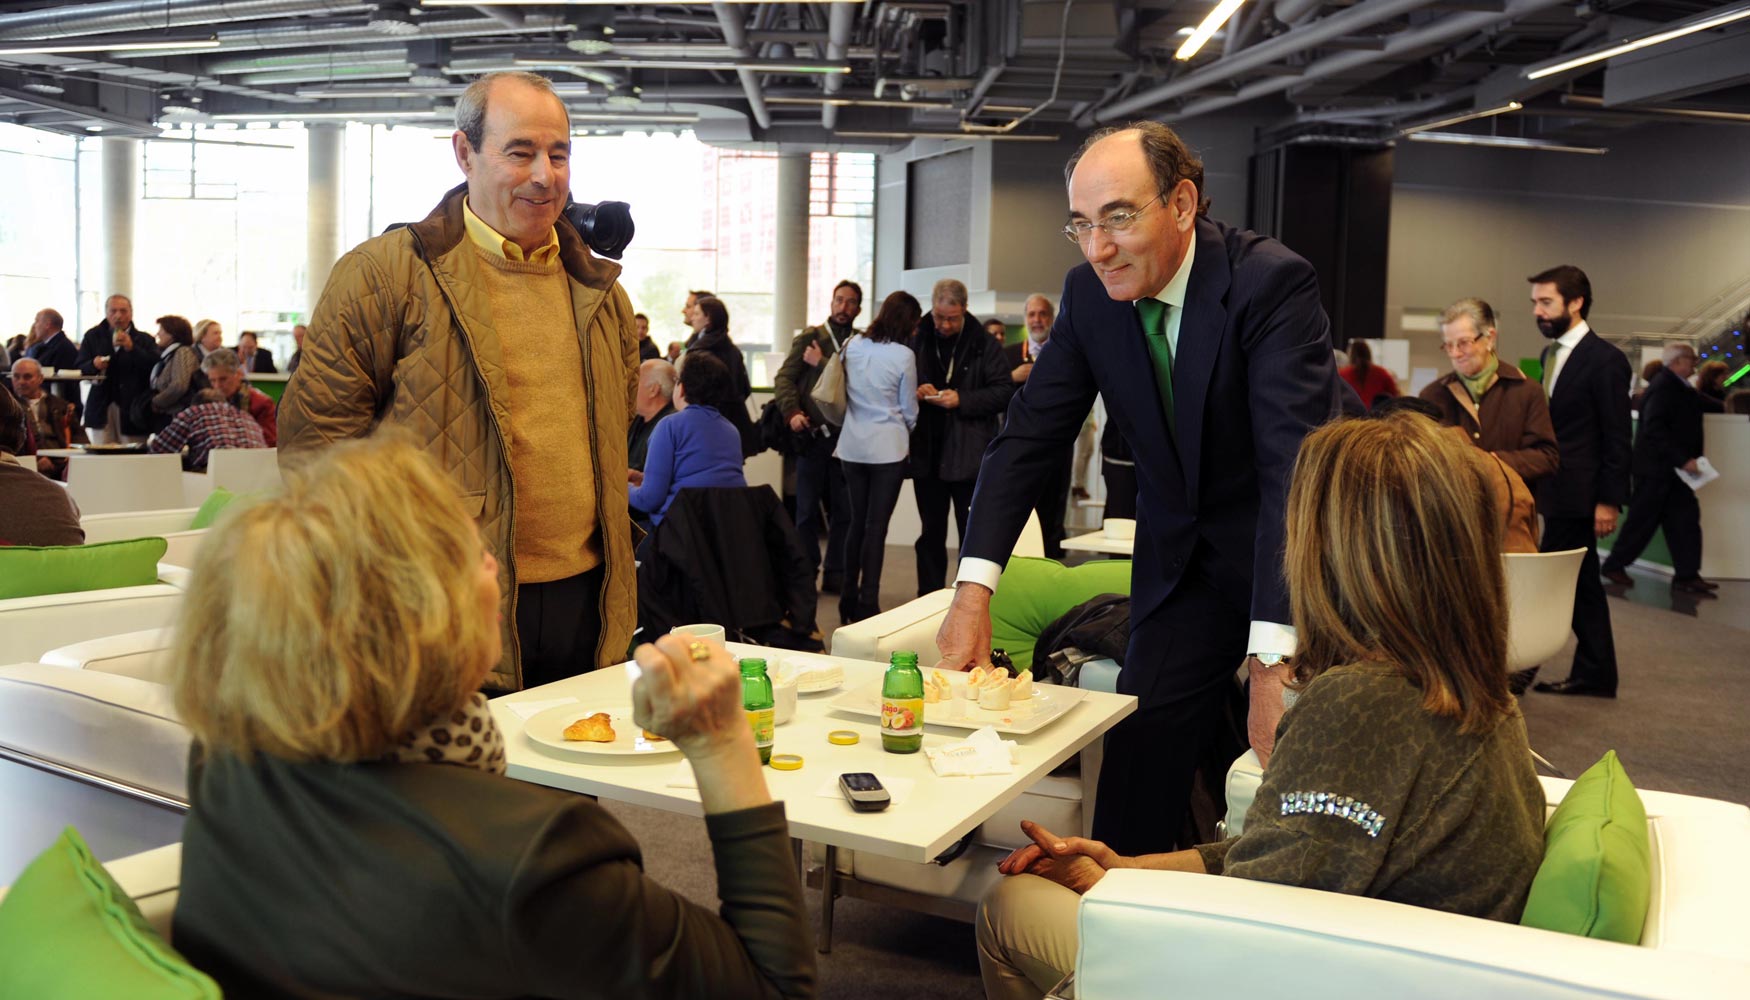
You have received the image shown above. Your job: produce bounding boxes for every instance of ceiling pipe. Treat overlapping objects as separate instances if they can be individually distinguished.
[712,1,770,130]
[1088,0,1438,124]
[821,1,854,129]
[207,47,405,75]
[1165,0,1568,124]
[472,6,523,30]
[147,14,567,59]
[0,0,367,41]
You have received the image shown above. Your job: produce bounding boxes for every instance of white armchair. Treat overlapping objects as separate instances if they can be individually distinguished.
[0,662,190,887]
[80,507,209,570]
[39,628,176,683]
[0,564,188,666]
[1067,778,1750,1000]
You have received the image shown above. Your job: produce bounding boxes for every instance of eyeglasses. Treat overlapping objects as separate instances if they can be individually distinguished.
[1440,336,1489,355]
[1062,194,1164,244]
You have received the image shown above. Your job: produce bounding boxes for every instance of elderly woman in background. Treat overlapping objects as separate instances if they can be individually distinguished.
[835,290,921,625]
[144,314,202,432]
[1419,297,1560,488]
[684,295,755,453]
[976,411,1545,1000]
[169,435,813,999]
[193,318,224,359]
[628,349,747,529]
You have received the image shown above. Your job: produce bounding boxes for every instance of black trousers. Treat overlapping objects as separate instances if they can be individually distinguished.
[1603,472,1702,580]
[1541,516,1619,694]
[1030,446,1073,560]
[1102,459,1137,520]
[1092,557,1250,856]
[516,565,606,690]
[795,436,851,583]
[913,475,976,594]
[840,460,906,622]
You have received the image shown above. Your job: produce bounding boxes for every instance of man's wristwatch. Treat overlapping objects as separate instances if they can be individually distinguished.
[1250,653,1291,670]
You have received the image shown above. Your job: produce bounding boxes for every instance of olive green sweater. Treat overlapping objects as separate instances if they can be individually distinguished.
[1197,664,1546,922]
[174,750,815,999]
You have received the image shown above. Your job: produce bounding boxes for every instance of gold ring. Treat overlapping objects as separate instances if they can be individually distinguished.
[688,641,712,662]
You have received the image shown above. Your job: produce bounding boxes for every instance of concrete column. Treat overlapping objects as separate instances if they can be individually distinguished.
[101,138,137,299]
[773,152,811,347]
[306,124,344,316]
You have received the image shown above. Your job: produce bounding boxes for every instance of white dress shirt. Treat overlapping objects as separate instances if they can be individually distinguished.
[1543,320,1591,397]
[954,235,1295,658]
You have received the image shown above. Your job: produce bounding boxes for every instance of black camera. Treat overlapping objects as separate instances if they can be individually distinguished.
[564,196,635,260]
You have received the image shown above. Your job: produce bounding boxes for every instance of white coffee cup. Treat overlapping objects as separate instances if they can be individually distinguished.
[670,623,727,645]
[772,676,798,726]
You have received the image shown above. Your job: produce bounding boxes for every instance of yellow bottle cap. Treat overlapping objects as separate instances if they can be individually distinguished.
[770,753,804,770]
[827,730,861,746]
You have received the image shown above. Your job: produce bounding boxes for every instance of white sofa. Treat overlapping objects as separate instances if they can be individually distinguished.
[1067,777,1750,1000]
[79,507,209,570]
[0,662,190,887]
[0,564,189,666]
[38,628,176,684]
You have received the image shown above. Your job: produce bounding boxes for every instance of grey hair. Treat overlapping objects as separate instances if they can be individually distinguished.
[201,348,241,373]
[931,279,969,309]
[1661,342,1697,366]
[456,71,568,151]
[1025,294,1055,322]
[1438,298,1497,341]
[640,358,677,396]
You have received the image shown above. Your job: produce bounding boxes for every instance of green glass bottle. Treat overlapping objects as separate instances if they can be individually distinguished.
[880,650,924,754]
[740,657,775,765]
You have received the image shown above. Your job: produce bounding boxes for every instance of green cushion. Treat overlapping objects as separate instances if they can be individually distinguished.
[1520,750,1651,943]
[0,536,168,601]
[988,557,1133,672]
[0,828,219,999]
[188,488,237,530]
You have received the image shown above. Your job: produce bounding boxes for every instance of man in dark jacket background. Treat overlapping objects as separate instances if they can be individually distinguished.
[772,279,863,592]
[1601,343,1715,596]
[910,278,1015,594]
[75,293,158,444]
[1003,293,1072,558]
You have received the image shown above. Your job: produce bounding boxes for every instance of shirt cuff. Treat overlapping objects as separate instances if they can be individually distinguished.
[954,557,1004,594]
[1246,621,1297,659]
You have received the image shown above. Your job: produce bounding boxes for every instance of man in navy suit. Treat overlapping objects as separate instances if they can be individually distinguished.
[1529,265,1631,697]
[24,308,80,413]
[937,123,1347,854]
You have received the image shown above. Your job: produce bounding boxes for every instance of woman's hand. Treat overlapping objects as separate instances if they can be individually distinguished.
[995,820,1125,895]
[627,468,644,487]
[630,635,770,814]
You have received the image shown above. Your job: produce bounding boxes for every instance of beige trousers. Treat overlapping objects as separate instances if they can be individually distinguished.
[976,874,1082,1000]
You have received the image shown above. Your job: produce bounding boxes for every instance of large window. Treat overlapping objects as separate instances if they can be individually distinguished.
[0,124,76,342]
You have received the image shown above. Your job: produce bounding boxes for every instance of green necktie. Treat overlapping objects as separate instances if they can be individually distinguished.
[1136,297,1176,440]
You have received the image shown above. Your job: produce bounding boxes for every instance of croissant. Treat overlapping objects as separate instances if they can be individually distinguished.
[563,712,617,743]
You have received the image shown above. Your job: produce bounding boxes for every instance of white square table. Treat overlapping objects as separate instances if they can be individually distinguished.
[490,642,1137,949]
[1061,529,1135,556]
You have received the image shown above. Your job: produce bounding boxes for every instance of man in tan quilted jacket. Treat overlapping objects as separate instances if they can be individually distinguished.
[281,71,641,692]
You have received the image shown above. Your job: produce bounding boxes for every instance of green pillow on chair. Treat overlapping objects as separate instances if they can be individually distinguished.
[989,556,1133,673]
[1520,750,1651,944]
[189,488,238,530]
[0,828,218,999]
[0,537,168,601]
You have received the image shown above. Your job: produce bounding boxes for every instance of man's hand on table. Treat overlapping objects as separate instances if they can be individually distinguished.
[933,582,993,672]
[996,820,1125,895]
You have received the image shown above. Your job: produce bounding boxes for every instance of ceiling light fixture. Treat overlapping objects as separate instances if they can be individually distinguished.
[368,3,420,36]
[1407,131,1608,154]
[1176,0,1249,61]
[1400,101,1522,134]
[0,36,220,55]
[20,73,64,96]
[566,25,614,54]
[602,83,642,108]
[836,130,1061,142]
[1558,93,1750,123]
[1524,2,1750,80]
[408,64,448,87]
[766,95,955,110]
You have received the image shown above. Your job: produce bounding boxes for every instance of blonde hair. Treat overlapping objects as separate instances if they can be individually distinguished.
[1284,411,1513,733]
[170,434,498,763]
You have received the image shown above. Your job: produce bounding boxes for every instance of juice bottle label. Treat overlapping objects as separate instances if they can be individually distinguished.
[880,697,923,737]
[747,707,775,752]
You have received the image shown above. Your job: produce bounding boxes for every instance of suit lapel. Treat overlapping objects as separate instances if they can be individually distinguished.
[1091,281,1187,503]
[1171,218,1232,511]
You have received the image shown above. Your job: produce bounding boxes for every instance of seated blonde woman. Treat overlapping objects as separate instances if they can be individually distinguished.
[976,411,1546,1000]
[168,435,814,999]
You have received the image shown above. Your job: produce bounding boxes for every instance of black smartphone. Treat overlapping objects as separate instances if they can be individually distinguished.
[838,772,892,812]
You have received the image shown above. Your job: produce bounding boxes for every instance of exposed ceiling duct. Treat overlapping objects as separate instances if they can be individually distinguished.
[0,0,368,41]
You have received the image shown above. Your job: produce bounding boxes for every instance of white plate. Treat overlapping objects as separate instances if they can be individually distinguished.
[522,703,681,757]
[828,668,1087,735]
[775,654,846,694]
